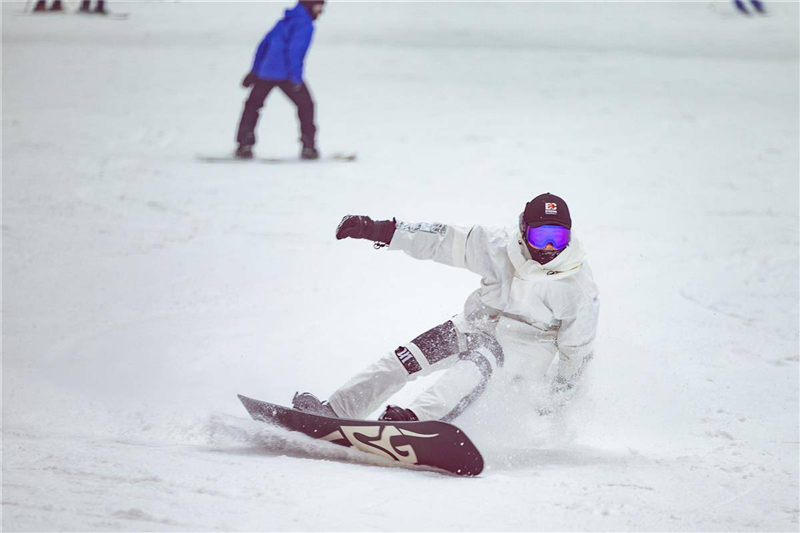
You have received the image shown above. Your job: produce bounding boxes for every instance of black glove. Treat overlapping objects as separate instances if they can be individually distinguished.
[241,71,257,88]
[336,215,396,245]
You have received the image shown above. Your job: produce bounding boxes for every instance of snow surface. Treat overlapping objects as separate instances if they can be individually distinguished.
[2,0,799,531]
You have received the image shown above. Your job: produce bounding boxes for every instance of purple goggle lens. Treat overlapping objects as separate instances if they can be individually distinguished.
[526,224,571,250]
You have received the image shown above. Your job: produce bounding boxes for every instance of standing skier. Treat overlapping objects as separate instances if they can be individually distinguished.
[293,193,600,422]
[235,0,324,160]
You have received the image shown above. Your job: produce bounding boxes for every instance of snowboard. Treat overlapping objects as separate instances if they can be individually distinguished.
[197,153,356,164]
[237,395,484,476]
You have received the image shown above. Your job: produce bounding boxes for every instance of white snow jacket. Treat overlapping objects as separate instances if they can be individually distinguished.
[389,221,599,382]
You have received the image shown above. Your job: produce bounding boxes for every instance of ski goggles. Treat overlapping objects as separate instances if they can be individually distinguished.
[526,224,571,250]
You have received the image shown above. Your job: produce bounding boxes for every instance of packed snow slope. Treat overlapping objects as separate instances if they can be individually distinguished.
[2,1,798,531]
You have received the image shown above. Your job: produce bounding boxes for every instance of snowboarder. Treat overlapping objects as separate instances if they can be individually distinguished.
[235,0,324,160]
[293,193,600,423]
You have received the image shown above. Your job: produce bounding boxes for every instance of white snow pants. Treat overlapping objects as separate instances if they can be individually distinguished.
[327,315,556,421]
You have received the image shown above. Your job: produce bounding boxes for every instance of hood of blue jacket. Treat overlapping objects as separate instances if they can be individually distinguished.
[284,3,312,21]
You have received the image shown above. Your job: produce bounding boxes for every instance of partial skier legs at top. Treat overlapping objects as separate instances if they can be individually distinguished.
[33,0,62,11]
[79,0,107,14]
[733,0,766,15]
[34,0,107,13]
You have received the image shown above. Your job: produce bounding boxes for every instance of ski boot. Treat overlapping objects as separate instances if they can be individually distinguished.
[78,0,91,11]
[235,144,254,160]
[94,0,107,14]
[300,135,319,160]
[379,405,419,422]
[292,392,337,417]
[49,0,63,11]
[300,146,319,160]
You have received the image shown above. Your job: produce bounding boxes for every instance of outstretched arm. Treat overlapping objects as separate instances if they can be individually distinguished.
[389,220,471,268]
[335,215,498,279]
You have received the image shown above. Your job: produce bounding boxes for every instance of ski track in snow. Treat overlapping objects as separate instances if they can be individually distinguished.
[2,1,799,531]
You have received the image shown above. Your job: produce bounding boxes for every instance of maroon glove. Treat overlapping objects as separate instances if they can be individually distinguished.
[336,215,396,245]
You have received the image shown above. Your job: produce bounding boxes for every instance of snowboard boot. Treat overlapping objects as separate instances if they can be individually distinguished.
[300,146,319,160]
[49,0,63,11]
[379,405,419,422]
[235,144,254,160]
[292,392,338,418]
[78,0,91,12]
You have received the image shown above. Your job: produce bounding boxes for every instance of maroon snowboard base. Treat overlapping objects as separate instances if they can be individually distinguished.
[238,395,484,476]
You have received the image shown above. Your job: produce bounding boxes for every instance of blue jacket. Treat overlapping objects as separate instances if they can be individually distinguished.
[251,4,315,85]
